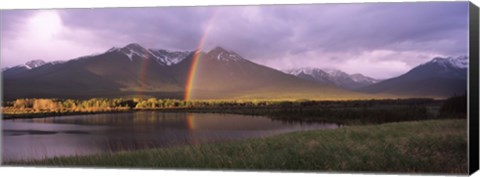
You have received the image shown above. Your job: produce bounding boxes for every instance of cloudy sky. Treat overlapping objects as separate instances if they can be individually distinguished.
[0,2,469,79]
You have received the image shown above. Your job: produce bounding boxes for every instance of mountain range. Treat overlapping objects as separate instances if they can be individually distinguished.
[284,67,381,90]
[2,43,362,100]
[1,43,468,100]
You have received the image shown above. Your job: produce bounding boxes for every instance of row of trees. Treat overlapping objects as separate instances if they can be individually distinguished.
[3,97,442,114]
[7,98,132,113]
[5,98,259,113]
[3,97,465,123]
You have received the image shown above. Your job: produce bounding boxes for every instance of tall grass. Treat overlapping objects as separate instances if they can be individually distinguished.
[9,119,467,174]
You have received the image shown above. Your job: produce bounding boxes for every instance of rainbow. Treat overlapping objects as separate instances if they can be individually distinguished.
[184,47,203,101]
[186,113,196,130]
[186,113,199,144]
[184,9,219,101]
[137,56,150,96]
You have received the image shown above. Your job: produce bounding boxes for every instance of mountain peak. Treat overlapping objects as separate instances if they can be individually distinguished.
[25,60,47,69]
[209,46,228,53]
[428,56,468,69]
[103,43,191,65]
[121,43,149,53]
[106,47,120,53]
[124,43,144,49]
[207,46,244,62]
[118,43,152,61]
[105,43,145,54]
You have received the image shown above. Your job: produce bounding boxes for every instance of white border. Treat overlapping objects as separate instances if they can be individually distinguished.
[1,0,478,177]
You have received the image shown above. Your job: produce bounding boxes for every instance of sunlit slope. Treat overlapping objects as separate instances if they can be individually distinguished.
[176,47,370,100]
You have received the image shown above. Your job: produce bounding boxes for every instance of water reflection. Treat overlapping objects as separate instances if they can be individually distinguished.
[3,112,339,162]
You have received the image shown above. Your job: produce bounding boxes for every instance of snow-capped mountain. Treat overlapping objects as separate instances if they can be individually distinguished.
[106,43,191,66]
[25,60,47,69]
[359,56,468,97]
[285,67,380,90]
[424,56,468,69]
[285,67,333,84]
[108,43,153,61]
[3,59,65,72]
[3,59,59,77]
[207,47,245,62]
[3,59,47,71]
[149,49,191,66]
[350,73,379,84]
[410,56,468,80]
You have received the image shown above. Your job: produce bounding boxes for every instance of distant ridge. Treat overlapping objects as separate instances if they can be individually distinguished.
[358,56,468,98]
[285,67,380,90]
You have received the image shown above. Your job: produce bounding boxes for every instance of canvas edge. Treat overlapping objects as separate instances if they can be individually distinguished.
[469,1,480,175]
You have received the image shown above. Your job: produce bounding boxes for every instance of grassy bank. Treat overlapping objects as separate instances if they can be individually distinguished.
[8,119,467,174]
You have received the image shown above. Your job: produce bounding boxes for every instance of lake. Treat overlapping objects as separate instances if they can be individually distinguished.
[2,112,339,162]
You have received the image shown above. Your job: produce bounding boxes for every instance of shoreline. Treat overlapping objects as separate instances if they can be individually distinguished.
[2,98,444,120]
[2,103,456,125]
[2,109,136,120]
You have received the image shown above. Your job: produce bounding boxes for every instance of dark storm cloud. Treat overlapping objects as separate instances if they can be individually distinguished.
[57,7,215,50]
[1,2,469,77]
[252,2,469,57]
[189,2,467,61]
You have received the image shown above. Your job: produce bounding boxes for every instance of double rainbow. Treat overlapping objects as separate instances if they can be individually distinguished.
[184,9,219,101]
[133,9,219,100]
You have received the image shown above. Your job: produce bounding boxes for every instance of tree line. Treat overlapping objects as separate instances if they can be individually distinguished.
[2,97,438,113]
[1,97,466,123]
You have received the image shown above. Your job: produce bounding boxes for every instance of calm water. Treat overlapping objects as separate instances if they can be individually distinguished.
[2,112,339,162]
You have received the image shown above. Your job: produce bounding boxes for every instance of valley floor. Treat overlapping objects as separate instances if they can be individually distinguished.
[7,119,467,174]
